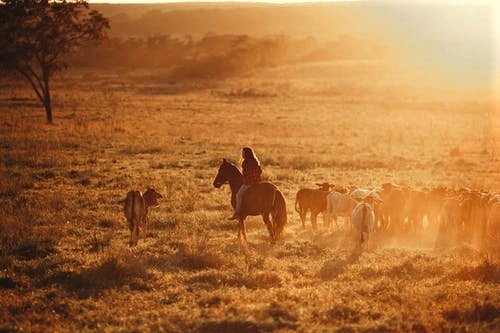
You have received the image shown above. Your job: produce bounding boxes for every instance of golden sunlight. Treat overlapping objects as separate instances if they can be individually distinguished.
[1,0,499,331]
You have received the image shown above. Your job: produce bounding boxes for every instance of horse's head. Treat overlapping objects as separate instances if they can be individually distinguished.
[213,159,239,188]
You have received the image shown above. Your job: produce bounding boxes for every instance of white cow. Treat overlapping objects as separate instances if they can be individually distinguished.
[351,203,375,245]
[488,194,500,206]
[350,188,381,202]
[326,191,358,229]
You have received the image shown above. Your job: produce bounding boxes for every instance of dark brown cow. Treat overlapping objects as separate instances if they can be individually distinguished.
[379,183,406,232]
[124,188,163,246]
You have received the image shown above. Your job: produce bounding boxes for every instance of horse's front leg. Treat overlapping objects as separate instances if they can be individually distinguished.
[142,215,148,238]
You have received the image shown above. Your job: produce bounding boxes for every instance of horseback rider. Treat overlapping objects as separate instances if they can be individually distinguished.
[229,147,262,220]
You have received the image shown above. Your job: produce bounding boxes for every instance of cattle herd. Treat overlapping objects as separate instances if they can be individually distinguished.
[123,183,499,256]
[295,182,500,250]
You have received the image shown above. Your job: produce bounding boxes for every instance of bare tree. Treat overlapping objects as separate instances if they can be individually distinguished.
[0,0,109,123]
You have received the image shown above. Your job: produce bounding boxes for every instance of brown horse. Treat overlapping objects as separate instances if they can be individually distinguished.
[213,159,287,242]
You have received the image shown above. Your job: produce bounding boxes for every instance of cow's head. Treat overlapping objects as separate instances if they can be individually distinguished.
[316,182,331,191]
[143,188,163,207]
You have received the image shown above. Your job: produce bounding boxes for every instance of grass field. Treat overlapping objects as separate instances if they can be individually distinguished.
[1,61,499,332]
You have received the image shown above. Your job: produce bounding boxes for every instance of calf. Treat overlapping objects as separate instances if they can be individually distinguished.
[124,188,163,246]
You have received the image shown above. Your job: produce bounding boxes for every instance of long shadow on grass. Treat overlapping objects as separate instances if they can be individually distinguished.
[319,250,362,281]
[51,242,231,298]
[52,255,154,298]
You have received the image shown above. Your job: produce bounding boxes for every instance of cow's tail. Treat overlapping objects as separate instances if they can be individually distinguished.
[294,192,301,214]
[325,195,332,228]
[128,191,141,246]
[272,190,288,240]
[361,204,368,244]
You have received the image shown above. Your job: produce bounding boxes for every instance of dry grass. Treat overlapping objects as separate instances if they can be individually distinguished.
[0,61,499,332]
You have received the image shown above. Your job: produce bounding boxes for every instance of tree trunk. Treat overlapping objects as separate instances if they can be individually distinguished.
[45,101,52,124]
[42,68,53,124]
[44,95,53,123]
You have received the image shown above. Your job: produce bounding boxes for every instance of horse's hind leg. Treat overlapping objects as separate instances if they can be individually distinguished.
[241,219,248,242]
[131,223,139,246]
[262,213,274,240]
[238,219,247,242]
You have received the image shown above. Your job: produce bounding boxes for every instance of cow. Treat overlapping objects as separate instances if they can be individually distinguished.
[350,188,381,202]
[459,190,486,241]
[326,191,358,229]
[424,186,448,229]
[124,188,163,246]
[440,197,462,232]
[482,202,500,261]
[403,189,427,232]
[351,202,375,246]
[295,183,331,230]
[489,194,500,206]
[379,183,406,232]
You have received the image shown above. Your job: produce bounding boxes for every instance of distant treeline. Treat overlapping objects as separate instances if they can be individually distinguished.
[70,34,387,78]
[91,3,376,39]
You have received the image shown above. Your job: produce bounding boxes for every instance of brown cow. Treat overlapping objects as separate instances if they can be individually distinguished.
[482,202,500,261]
[295,183,331,230]
[403,189,427,232]
[379,183,406,232]
[424,186,448,229]
[441,197,462,232]
[459,191,485,240]
[124,188,163,246]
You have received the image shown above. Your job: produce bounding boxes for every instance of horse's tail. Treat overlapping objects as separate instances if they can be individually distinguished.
[272,190,287,240]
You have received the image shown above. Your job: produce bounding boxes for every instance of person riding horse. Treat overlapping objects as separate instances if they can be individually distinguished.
[213,149,286,242]
[229,147,262,220]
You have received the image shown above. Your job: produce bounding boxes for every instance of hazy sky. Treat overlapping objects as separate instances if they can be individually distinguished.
[87,0,499,91]
[89,0,357,2]
[88,0,494,3]
[88,0,354,2]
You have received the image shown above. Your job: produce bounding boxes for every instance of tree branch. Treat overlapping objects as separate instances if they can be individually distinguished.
[17,67,45,105]
[25,64,44,92]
